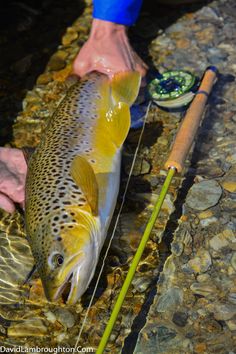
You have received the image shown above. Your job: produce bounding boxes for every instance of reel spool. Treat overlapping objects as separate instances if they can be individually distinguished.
[148,70,199,109]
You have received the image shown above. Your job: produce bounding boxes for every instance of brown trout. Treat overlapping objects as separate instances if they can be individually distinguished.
[25,71,141,304]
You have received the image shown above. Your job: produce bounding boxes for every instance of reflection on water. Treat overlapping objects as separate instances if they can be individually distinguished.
[0,211,33,305]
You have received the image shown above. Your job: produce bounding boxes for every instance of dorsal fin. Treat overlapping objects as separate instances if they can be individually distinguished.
[111,71,141,106]
[95,72,141,153]
[70,156,98,216]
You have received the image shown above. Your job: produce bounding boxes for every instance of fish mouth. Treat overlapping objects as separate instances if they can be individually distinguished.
[53,272,73,302]
[51,251,85,303]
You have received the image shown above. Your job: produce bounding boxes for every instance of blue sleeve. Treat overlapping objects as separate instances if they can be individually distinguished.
[93,0,142,26]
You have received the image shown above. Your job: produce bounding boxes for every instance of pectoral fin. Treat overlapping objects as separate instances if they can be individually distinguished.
[106,102,131,148]
[111,71,141,106]
[70,156,98,215]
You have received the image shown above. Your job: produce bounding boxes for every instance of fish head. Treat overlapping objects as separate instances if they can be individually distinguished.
[35,207,100,305]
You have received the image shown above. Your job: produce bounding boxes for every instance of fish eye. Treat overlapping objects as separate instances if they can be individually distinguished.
[51,253,64,268]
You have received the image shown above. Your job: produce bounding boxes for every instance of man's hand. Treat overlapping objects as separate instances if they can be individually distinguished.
[0,148,27,213]
[73,19,148,79]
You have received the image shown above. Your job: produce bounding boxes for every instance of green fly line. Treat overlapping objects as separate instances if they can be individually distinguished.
[96,166,176,353]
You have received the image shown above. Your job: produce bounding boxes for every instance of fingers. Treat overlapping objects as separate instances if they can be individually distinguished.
[132,50,148,78]
[0,147,27,212]
[0,193,16,213]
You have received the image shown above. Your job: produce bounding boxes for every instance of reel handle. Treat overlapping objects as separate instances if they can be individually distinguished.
[165,66,217,173]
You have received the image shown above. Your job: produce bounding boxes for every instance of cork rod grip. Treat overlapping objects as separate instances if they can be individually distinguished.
[164,67,217,173]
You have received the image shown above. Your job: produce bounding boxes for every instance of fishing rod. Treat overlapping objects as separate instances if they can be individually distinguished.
[96,66,218,354]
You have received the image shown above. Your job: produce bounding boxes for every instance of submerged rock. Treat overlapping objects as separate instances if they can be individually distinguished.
[62,28,78,46]
[54,308,75,329]
[190,282,218,297]
[155,287,183,313]
[124,156,151,176]
[187,249,212,273]
[132,276,152,293]
[134,323,191,354]
[186,180,222,211]
[209,232,230,251]
[221,166,236,193]
[230,252,236,271]
[228,293,236,305]
[47,51,67,71]
[172,311,188,327]
[213,303,236,321]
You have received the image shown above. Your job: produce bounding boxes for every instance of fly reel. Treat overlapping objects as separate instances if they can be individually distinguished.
[148,70,199,109]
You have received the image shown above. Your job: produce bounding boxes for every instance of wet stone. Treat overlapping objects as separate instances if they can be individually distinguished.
[54,308,75,329]
[172,311,188,327]
[230,252,236,271]
[197,6,221,21]
[134,324,178,354]
[213,303,236,321]
[171,242,184,256]
[132,276,151,293]
[190,282,218,297]
[187,249,212,273]
[226,319,236,331]
[228,293,236,305]
[155,287,183,313]
[62,29,78,46]
[186,180,222,211]
[221,165,236,193]
[124,156,151,176]
[207,47,228,65]
[222,181,236,193]
[44,311,57,323]
[162,255,176,278]
[36,72,52,85]
[48,52,67,71]
[197,274,211,283]
[209,232,230,251]
[226,153,236,164]
[194,343,207,353]
[200,216,218,227]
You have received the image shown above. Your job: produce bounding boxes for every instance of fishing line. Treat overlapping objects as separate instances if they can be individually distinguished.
[74,101,151,349]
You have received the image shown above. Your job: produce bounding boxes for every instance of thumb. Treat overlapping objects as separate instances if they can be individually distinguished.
[72,57,92,78]
[0,193,16,213]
